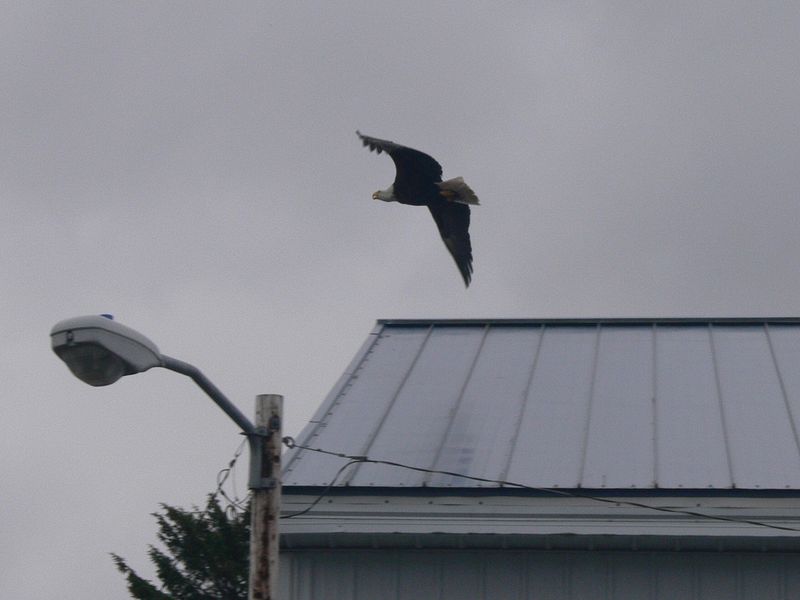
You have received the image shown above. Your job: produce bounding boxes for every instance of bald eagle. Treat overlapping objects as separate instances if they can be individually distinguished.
[357,131,479,287]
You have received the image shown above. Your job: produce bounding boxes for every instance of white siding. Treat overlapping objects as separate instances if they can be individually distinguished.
[281,550,800,600]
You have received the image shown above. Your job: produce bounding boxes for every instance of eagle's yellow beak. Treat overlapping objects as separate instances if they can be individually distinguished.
[372,191,380,200]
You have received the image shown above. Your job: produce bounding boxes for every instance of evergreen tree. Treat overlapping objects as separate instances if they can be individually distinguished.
[112,495,249,600]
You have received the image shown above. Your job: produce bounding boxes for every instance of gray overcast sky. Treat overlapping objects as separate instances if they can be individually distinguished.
[4,2,800,597]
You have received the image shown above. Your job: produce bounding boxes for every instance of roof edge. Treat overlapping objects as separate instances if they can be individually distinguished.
[282,486,800,498]
[377,317,800,326]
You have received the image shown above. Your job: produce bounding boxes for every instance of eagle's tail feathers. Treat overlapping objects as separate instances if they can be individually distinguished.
[437,177,480,205]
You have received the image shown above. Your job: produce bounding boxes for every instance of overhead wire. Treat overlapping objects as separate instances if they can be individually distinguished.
[213,438,250,515]
[280,436,800,533]
[281,459,364,519]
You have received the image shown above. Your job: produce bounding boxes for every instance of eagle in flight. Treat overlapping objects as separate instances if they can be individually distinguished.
[357,131,479,287]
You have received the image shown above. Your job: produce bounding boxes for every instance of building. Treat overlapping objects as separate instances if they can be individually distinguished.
[280,319,800,599]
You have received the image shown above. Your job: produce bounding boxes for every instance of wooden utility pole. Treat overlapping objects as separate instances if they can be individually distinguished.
[248,394,283,600]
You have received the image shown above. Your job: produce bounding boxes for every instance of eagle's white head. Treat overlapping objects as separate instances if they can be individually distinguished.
[372,184,396,202]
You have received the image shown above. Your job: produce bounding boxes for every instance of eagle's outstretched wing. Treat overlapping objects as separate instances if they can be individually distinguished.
[357,131,443,190]
[428,202,473,287]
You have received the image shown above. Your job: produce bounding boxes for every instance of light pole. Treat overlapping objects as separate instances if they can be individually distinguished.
[50,314,281,600]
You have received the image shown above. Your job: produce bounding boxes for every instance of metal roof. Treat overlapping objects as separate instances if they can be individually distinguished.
[283,319,800,490]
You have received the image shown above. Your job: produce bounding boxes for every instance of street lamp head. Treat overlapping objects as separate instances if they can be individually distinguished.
[51,315,163,386]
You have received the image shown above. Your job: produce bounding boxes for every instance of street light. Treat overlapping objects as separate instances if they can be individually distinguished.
[51,314,281,600]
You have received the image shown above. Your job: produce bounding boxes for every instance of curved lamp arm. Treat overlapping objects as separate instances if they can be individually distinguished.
[160,354,257,436]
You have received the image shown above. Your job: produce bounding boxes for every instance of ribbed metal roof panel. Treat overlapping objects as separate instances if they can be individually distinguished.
[653,325,730,488]
[283,319,800,490]
[347,325,486,486]
[426,325,542,487]
[504,325,596,487]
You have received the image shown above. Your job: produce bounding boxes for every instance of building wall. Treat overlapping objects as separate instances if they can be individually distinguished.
[281,549,800,599]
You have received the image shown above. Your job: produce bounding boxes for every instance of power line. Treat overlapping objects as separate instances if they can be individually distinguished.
[282,460,363,519]
[213,438,250,515]
[281,436,800,533]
